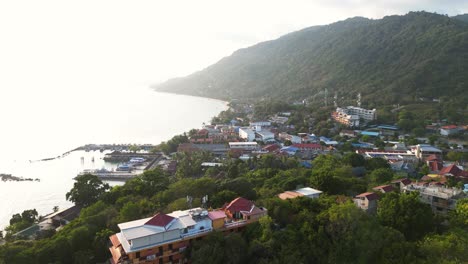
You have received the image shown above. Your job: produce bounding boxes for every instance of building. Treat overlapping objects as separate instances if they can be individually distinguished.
[439,164,468,179]
[278,187,322,200]
[332,111,360,127]
[440,125,462,136]
[255,130,275,143]
[391,178,412,190]
[402,184,465,214]
[249,121,271,127]
[372,185,394,193]
[109,198,267,264]
[291,143,322,151]
[228,142,258,151]
[353,192,379,213]
[332,106,377,127]
[413,144,442,160]
[239,127,255,141]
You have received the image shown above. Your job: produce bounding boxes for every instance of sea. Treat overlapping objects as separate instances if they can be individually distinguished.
[0,87,227,231]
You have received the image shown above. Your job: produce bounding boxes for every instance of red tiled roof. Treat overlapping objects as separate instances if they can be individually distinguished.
[356,192,379,201]
[291,143,322,149]
[225,197,254,213]
[109,234,121,247]
[426,154,441,161]
[263,144,280,152]
[391,178,412,185]
[441,125,458,130]
[439,164,468,177]
[109,245,122,264]
[208,210,227,220]
[145,213,174,228]
[372,185,394,193]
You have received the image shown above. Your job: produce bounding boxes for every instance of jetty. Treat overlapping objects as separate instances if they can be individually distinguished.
[78,171,136,181]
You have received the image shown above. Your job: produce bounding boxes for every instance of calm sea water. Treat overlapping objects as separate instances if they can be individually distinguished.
[0,88,227,230]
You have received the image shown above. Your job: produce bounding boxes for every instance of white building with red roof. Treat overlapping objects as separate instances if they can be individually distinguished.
[109,197,267,264]
[353,192,379,213]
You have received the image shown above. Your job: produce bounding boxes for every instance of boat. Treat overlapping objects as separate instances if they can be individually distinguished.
[129,157,145,165]
[116,164,133,172]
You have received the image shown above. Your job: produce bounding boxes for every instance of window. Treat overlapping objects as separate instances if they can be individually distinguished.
[136,252,140,258]
[169,244,173,250]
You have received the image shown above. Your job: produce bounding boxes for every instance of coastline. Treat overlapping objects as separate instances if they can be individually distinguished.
[153,90,230,107]
[0,91,229,232]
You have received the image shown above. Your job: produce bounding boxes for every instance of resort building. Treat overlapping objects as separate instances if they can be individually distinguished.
[332,106,377,127]
[109,197,267,264]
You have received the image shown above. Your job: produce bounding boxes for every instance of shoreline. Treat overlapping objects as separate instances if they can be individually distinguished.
[0,90,228,230]
[153,90,230,107]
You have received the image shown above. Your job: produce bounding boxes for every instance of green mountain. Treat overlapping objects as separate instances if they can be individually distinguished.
[452,14,468,23]
[155,12,468,109]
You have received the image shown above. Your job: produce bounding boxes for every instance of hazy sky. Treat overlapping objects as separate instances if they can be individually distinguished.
[0,0,467,87]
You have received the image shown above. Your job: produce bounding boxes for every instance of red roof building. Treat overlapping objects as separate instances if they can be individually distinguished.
[145,213,175,229]
[439,164,468,178]
[426,154,443,172]
[224,197,254,213]
[353,192,379,213]
[372,185,394,193]
[392,178,411,190]
[291,143,322,150]
[263,144,280,153]
[355,192,379,201]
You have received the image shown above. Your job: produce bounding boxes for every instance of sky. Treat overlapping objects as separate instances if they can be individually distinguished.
[0,0,467,88]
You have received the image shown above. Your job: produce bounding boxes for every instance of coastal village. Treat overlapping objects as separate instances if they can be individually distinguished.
[105,97,467,263]
[3,96,467,264]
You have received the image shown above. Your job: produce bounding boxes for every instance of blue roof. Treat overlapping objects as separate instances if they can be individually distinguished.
[377,125,399,130]
[281,146,299,152]
[319,136,332,142]
[352,143,373,148]
[360,131,380,137]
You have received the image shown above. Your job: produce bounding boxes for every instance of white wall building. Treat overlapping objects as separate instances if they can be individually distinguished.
[332,106,376,127]
[239,127,255,141]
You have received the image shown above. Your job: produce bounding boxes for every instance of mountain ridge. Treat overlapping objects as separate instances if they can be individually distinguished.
[154,11,468,110]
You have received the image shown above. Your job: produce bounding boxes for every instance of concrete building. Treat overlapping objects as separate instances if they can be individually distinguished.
[414,144,442,160]
[440,125,462,136]
[402,184,465,214]
[239,127,255,141]
[249,121,271,127]
[255,130,275,143]
[353,192,379,214]
[332,106,376,127]
[109,198,267,264]
[228,142,258,151]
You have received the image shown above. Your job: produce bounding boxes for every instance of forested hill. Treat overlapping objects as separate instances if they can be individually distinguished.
[155,11,468,108]
[453,14,468,23]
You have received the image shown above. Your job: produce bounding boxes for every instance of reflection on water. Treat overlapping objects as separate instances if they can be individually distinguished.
[0,91,227,230]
